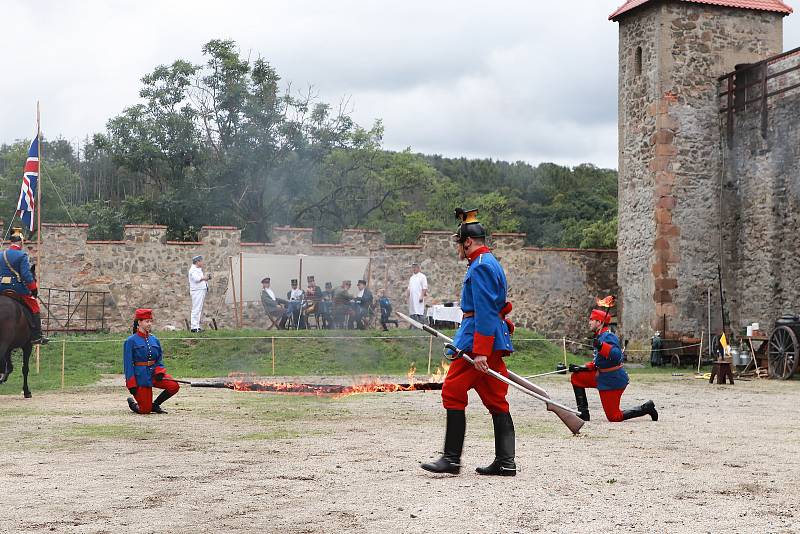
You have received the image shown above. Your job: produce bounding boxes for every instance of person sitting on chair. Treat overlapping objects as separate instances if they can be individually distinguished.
[260,277,288,325]
[332,280,352,328]
[0,227,47,344]
[318,282,334,329]
[352,279,373,329]
[286,279,305,328]
[304,275,321,316]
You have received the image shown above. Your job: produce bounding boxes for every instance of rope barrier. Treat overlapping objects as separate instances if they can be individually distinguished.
[48,333,705,353]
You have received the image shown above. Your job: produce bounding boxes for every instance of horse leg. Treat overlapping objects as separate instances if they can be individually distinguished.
[0,346,11,384]
[22,344,32,398]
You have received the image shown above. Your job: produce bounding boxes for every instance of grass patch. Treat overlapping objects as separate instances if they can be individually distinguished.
[240,429,304,440]
[0,328,676,395]
[64,423,154,440]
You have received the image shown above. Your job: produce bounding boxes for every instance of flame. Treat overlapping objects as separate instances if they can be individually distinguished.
[428,360,451,383]
[596,295,616,308]
[223,379,443,397]
[407,362,417,384]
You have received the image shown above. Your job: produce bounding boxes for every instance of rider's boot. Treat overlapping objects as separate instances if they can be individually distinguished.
[31,313,49,345]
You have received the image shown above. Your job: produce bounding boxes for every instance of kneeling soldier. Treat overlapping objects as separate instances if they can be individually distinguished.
[123,308,179,414]
[570,308,658,422]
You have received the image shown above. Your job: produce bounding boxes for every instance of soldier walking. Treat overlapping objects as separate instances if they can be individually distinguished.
[421,208,516,476]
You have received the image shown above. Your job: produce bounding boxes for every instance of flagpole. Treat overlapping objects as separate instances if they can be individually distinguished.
[35,102,42,373]
[36,101,42,277]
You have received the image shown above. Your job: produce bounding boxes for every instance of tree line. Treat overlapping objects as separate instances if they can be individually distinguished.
[0,39,617,248]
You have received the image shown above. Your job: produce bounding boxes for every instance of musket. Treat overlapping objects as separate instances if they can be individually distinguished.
[158,378,194,385]
[396,312,584,435]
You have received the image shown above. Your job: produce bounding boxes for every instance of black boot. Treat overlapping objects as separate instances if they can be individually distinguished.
[476,412,516,476]
[127,397,140,414]
[151,390,174,414]
[622,400,658,421]
[31,313,48,345]
[573,386,590,421]
[421,410,465,475]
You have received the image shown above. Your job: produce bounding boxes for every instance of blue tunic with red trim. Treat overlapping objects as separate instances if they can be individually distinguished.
[123,332,167,389]
[0,245,38,295]
[452,247,514,356]
[593,329,628,391]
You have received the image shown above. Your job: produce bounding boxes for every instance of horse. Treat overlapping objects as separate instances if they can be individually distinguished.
[0,295,35,398]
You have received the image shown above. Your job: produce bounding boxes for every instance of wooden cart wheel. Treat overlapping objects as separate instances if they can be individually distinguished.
[670,354,681,368]
[768,325,799,379]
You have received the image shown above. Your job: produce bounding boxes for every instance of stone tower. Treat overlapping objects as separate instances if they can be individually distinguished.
[610,0,790,341]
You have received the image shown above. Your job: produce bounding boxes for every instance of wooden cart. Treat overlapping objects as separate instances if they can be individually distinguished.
[766,315,800,379]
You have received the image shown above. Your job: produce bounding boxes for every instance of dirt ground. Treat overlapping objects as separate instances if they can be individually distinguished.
[1,374,798,534]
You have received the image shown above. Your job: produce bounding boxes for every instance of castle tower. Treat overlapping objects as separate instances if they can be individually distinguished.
[610,0,790,341]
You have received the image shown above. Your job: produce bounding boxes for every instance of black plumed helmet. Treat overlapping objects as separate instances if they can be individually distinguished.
[453,208,486,243]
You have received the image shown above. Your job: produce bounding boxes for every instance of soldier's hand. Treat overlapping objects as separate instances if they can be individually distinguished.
[473,355,490,373]
[129,387,137,395]
[155,373,165,381]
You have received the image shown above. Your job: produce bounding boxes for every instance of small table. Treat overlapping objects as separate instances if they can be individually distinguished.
[709,360,734,385]
[426,305,463,326]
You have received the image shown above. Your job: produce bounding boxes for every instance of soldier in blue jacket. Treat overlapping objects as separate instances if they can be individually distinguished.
[0,228,47,344]
[421,208,516,477]
[570,308,658,422]
[123,308,180,414]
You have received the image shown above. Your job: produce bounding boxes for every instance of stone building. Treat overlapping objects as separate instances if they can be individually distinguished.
[610,0,794,342]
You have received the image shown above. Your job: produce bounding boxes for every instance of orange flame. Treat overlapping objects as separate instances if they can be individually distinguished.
[596,295,616,308]
[407,362,417,384]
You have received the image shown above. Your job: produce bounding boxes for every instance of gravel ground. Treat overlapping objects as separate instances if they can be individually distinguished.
[0,374,798,533]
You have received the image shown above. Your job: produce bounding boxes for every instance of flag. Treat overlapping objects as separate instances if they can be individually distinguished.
[16,136,39,231]
[719,332,729,355]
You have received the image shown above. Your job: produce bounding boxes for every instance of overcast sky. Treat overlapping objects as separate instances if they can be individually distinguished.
[2,1,800,169]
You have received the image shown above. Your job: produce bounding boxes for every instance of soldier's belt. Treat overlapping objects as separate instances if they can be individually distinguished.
[134,360,157,366]
[598,364,624,373]
[461,311,507,319]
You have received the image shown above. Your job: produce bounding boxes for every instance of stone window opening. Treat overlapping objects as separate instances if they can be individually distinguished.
[634,46,643,77]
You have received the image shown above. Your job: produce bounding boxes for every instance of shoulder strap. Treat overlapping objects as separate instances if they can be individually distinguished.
[3,250,21,281]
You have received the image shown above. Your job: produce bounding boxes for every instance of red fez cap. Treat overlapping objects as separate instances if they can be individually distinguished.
[134,308,153,320]
[590,309,611,324]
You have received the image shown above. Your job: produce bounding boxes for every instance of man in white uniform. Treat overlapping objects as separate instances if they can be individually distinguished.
[407,262,428,324]
[188,255,211,332]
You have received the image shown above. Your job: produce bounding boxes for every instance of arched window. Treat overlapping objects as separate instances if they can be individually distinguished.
[635,46,643,77]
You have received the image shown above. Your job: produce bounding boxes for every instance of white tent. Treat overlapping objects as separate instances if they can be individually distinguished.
[225,253,371,304]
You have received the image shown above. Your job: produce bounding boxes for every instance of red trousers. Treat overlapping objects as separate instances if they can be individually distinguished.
[571,371,625,422]
[442,351,509,414]
[21,294,39,314]
[133,374,180,414]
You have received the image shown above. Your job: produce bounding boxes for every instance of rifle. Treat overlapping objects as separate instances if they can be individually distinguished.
[396,312,584,435]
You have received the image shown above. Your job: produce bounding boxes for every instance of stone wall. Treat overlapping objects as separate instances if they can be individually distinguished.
[33,224,617,342]
[721,49,800,331]
[616,2,783,342]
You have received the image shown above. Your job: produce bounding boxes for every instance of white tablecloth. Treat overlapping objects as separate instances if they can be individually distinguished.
[426,305,463,324]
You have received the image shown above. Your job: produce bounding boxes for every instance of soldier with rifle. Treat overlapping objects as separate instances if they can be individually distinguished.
[570,307,659,422]
[421,208,517,477]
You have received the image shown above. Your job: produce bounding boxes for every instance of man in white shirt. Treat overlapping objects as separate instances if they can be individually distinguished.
[286,279,305,328]
[188,255,211,332]
[407,262,428,324]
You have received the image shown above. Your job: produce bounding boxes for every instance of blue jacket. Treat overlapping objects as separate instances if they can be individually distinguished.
[0,245,36,295]
[593,329,629,391]
[123,332,167,389]
[453,247,514,356]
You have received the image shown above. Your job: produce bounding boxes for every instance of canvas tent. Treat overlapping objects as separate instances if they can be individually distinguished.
[225,253,371,304]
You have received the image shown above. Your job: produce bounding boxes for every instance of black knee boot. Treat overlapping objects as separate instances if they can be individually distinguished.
[421,410,465,474]
[151,390,175,414]
[476,412,516,476]
[622,400,658,421]
[31,313,48,345]
[573,386,590,421]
